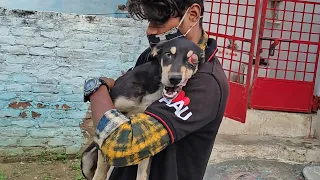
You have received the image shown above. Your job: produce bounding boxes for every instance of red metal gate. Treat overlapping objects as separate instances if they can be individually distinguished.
[203,0,261,123]
[250,0,320,113]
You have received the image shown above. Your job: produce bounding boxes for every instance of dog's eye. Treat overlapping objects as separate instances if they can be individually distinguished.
[165,52,171,57]
[188,63,196,69]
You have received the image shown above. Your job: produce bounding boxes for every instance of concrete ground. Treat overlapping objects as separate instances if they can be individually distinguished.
[204,158,318,180]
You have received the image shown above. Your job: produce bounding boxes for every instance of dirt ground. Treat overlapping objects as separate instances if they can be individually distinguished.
[0,158,84,180]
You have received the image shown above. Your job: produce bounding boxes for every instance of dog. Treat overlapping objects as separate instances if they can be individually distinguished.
[81,37,206,180]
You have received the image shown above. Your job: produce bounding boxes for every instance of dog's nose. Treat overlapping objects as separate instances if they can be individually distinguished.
[169,75,182,85]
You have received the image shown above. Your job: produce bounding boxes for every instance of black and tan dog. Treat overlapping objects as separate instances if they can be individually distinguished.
[81,37,205,180]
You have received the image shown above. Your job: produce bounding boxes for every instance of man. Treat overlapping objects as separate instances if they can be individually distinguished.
[83,0,229,179]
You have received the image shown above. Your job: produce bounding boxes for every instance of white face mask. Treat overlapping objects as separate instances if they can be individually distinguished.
[147,7,203,47]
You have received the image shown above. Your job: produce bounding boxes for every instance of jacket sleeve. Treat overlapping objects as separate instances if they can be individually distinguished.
[93,109,171,167]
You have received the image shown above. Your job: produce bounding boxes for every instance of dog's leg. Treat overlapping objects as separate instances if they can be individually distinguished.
[136,157,152,180]
[81,142,99,180]
[106,166,114,180]
[92,149,110,180]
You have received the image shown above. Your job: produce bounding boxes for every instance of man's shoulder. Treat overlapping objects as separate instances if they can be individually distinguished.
[185,70,222,100]
[134,47,152,67]
[185,60,229,110]
[196,57,229,88]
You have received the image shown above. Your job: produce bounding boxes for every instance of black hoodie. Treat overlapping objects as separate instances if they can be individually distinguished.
[108,37,229,180]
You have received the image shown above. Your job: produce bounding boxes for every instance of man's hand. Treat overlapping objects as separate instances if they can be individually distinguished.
[100,77,115,89]
[89,77,116,128]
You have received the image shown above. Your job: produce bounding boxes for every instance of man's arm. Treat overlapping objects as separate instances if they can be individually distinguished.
[89,80,172,167]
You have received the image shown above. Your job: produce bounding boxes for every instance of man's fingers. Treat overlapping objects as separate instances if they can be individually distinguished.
[106,78,115,89]
[100,77,115,89]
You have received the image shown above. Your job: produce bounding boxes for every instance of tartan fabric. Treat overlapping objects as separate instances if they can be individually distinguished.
[93,32,209,167]
[94,109,130,147]
[95,110,170,167]
[198,31,209,52]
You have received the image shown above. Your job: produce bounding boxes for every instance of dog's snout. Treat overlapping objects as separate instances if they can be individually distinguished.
[169,75,182,85]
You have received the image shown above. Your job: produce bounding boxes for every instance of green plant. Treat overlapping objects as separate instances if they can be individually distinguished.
[43,175,51,180]
[72,159,84,180]
[70,161,81,171]
[54,153,67,163]
[39,152,48,164]
[0,172,6,180]
[12,170,18,176]
[74,172,84,180]
[75,152,82,159]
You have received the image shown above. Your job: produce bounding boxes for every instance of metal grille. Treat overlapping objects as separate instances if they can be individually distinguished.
[203,0,258,84]
[250,0,320,113]
[203,0,260,122]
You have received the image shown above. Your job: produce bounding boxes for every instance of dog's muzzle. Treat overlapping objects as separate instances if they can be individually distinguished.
[169,74,182,85]
[163,74,188,100]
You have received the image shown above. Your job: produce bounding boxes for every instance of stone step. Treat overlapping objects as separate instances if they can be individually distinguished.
[303,166,320,180]
[218,110,317,138]
[210,134,320,164]
[204,159,309,180]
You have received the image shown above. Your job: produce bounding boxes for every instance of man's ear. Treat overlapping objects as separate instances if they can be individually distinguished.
[188,3,202,23]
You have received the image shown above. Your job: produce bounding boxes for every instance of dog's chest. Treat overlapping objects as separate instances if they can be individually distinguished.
[124,89,162,117]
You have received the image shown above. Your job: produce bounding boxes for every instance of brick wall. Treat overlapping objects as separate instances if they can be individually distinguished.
[0,7,148,160]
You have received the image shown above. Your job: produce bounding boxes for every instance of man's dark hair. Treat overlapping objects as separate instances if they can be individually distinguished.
[127,0,204,26]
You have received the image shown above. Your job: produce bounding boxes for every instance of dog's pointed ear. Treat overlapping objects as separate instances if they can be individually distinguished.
[150,41,165,60]
[151,46,160,58]
[151,40,168,57]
